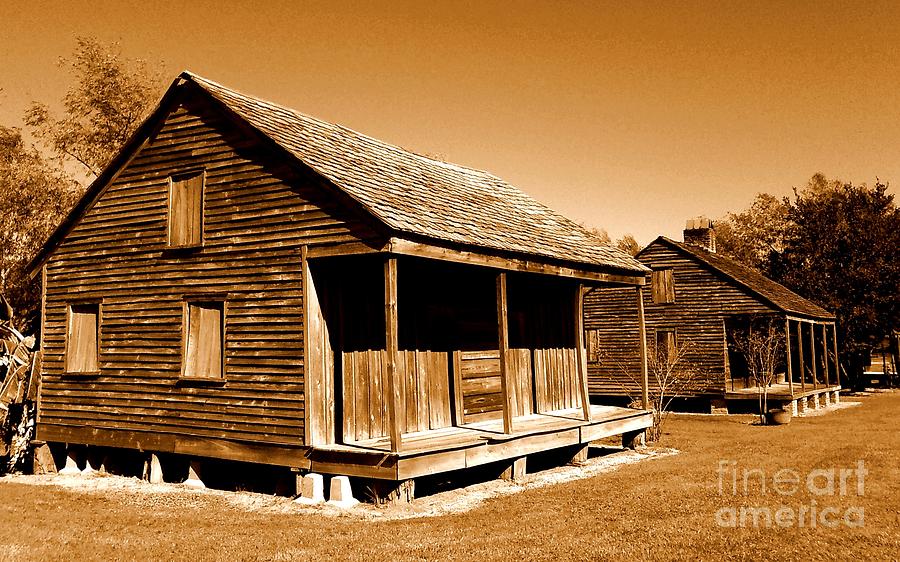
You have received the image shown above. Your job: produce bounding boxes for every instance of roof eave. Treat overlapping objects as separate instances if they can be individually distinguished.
[388,234,647,284]
[654,237,835,321]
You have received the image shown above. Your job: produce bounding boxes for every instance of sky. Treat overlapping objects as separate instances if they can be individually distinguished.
[2,1,899,245]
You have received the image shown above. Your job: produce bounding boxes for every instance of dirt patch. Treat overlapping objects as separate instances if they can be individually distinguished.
[5,446,677,520]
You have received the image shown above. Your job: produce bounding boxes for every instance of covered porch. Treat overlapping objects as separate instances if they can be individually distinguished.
[725,382,841,415]
[725,314,841,413]
[301,245,651,480]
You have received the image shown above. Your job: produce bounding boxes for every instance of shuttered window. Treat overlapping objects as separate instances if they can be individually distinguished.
[656,330,676,365]
[651,268,675,304]
[168,171,204,247]
[67,303,99,373]
[183,302,224,379]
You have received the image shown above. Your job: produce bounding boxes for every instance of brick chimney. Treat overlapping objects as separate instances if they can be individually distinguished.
[683,217,716,253]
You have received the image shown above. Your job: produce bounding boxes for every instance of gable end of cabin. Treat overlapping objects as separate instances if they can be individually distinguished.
[584,240,777,400]
[36,87,385,465]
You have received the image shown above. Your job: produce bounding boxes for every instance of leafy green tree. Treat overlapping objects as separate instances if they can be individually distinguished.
[716,174,845,271]
[24,36,163,178]
[771,180,900,389]
[715,193,790,271]
[0,127,80,328]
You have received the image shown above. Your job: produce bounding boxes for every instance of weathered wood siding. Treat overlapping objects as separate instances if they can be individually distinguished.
[341,347,453,441]
[584,243,775,398]
[38,90,381,463]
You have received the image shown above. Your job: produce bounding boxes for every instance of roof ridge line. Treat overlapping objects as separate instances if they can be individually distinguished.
[660,237,833,318]
[181,70,503,180]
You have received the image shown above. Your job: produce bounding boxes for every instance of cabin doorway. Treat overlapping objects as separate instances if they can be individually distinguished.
[725,316,753,390]
[508,275,581,413]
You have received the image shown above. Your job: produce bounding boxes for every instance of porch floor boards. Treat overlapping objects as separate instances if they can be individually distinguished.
[316,404,646,458]
[725,382,841,400]
[304,404,652,480]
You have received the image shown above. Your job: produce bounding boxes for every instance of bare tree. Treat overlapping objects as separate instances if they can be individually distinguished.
[0,127,81,328]
[580,224,612,244]
[24,36,164,178]
[608,337,703,442]
[0,37,164,328]
[730,316,785,424]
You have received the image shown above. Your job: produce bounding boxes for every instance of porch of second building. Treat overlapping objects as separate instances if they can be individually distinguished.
[724,382,841,415]
[726,314,840,395]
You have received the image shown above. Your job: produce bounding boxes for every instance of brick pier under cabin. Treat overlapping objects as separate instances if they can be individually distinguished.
[25,72,653,496]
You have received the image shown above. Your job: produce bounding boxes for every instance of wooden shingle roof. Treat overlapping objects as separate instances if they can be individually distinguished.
[649,237,834,320]
[184,72,646,274]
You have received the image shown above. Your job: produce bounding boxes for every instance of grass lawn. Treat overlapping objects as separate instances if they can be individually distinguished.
[2,392,898,561]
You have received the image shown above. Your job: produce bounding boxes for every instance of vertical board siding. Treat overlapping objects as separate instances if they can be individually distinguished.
[39,94,380,453]
[508,277,581,414]
[168,172,203,246]
[345,348,470,435]
[66,304,99,373]
[507,348,533,417]
[585,243,774,398]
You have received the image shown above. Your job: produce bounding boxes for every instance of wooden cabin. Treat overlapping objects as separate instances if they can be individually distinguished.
[26,72,653,488]
[863,332,898,387]
[585,218,840,414]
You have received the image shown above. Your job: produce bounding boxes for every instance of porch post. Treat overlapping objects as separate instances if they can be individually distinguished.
[797,322,806,393]
[636,286,650,410]
[821,323,830,387]
[496,272,514,434]
[302,245,330,445]
[785,318,794,395]
[831,322,840,387]
[574,283,592,421]
[809,321,818,389]
[384,257,402,452]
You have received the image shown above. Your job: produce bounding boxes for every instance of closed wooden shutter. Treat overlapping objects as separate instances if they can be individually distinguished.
[651,269,675,304]
[67,304,99,373]
[169,172,203,247]
[184,302,224,378]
